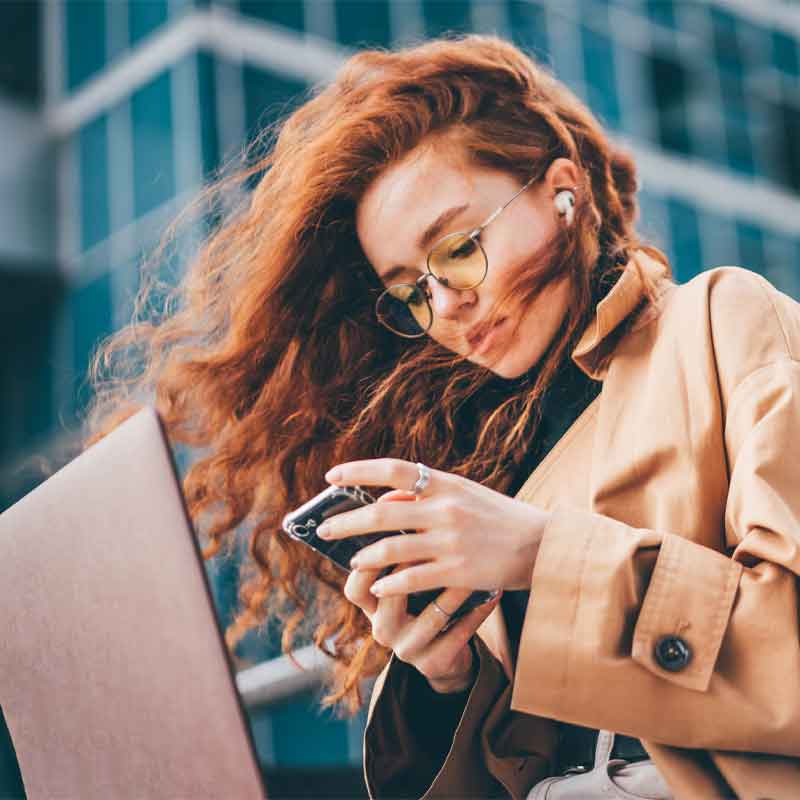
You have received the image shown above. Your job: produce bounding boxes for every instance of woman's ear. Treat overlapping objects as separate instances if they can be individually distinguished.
[543,158,580,196]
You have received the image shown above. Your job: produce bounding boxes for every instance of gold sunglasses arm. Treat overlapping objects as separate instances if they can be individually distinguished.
[470,173,540,239]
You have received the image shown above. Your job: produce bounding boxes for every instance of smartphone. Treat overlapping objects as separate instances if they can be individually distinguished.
[282,484,498,627]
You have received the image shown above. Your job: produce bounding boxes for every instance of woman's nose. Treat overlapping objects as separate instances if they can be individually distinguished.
[427,277,477,319]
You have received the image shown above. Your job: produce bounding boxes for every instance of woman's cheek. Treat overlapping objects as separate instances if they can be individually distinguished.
[428,322,465,353]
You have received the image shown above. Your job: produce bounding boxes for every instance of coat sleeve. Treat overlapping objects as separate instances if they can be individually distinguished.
[511,356,800,757]
[363,636,557,799]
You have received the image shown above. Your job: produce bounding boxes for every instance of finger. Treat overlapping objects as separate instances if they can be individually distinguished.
[316,497,433,541]
[375,586,408,625]
[377,489,417,503]
[325,458,449,495]
[350,531,445,571]
[433,591,503,647]
[411,587,475,639]
[388,587,473,663]
[370,560,453,598]
[343,566,382,616]
[371,564,414,647]
[418,592,503,674]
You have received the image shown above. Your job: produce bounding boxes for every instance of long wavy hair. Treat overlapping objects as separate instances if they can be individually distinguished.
[84,34,669,716]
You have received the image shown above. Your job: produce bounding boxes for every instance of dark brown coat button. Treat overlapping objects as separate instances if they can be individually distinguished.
[654,636,692,672]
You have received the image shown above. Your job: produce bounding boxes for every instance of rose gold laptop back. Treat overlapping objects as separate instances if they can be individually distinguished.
[0,407,266,799]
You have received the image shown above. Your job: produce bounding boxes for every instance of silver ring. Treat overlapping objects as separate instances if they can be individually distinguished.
[413,462,431,496]
[431,599,452,619]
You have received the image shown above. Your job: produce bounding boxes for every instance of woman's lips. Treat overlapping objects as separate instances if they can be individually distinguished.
[470,318,507,355]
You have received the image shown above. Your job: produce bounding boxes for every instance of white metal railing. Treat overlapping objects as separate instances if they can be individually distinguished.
[235,643,331,708]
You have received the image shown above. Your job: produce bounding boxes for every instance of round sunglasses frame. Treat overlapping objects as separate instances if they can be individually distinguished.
[374,172,540,338]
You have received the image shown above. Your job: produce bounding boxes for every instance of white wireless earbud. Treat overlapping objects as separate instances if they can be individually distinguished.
[554,189,576,226]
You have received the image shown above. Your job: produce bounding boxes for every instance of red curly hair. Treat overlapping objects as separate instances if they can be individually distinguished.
[84,34,668,716]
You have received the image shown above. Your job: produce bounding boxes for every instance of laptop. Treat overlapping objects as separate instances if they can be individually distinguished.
[0,407,267,799]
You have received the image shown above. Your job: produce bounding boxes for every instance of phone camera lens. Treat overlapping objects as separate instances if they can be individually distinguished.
[290,521,313,539]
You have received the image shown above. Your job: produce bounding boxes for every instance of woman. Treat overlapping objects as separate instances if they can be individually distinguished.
[85,35,800,799]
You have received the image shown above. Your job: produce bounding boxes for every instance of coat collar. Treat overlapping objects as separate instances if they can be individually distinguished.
[571,250,673,381]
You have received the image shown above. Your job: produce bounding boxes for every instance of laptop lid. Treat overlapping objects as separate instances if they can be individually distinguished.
[0,407,266,799]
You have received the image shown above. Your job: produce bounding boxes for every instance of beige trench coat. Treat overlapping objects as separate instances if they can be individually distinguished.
[362,250,800,799]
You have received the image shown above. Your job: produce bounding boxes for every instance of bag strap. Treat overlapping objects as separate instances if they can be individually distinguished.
[594,730,616,767]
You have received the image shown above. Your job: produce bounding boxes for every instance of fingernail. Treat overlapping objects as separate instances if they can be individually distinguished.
[370,582,384,596]
[317,523,331,538]
[326,467,342,482]
[349,556,361,569]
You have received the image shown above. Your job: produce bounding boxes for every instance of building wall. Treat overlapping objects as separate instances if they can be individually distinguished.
[1,0,799,795]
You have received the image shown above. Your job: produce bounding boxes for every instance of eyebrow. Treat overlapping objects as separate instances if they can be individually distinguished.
[377,203,470,285]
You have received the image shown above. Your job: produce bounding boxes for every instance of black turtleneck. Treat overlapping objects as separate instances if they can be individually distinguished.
[392,259,646,790]
[393,360,603,797]
[500,358,602,661]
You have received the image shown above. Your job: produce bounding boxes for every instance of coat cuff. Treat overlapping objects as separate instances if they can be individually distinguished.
[363,637,516,798]
[511,508,741,719]
[631,529,741,691]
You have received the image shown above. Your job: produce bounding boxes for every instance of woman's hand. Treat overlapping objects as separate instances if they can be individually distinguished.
[319,458,551,597]
[343,492,503,693]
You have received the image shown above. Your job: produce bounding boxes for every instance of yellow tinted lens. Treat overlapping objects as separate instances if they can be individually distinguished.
[428,232,487,290]
[376,284,432,336]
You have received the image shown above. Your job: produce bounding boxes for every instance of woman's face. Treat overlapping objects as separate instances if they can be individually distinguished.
[356,145,577,379]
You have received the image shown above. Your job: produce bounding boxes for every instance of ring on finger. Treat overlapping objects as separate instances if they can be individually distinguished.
[431,599,453,619]
[413,462,431,497]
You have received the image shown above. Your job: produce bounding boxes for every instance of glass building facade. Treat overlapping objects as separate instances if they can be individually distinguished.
[1,0,799,796]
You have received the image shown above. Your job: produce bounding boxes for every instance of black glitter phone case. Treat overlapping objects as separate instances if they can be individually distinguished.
[282,484,497,626]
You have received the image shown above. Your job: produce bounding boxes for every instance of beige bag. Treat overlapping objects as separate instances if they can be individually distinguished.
[526,730,673,800]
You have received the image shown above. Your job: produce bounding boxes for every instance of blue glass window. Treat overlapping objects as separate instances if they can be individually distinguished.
[666,198,701,283]
[79,114,111,251]
[205,553,242,634]
[21,316,54,443]
[242,65,306,192]
[723,119,755,176]
[580,24,621,130]
[129,0,169,45]
[197,52,220,179]
[172,0,202,12]
[257,691,350,766]
[205,544,282,666]
[334,0,391,48]
[0,277,59,453]
[243,65,307,143]
[718,71,755,176]
[132,72,176,219]
[507,1,548,65]
[710,7,743,74]
[772,30,799,76]
[71,271,113,415]
[240,0,304,32]
[647,51,691,155]
[761,233,800,300]
[645,0,676,29]
[138,238,186,323]
[772,100,800,194]
[636,190,670,255]
[422,0,472,38]
[1,0,40,102]
[735,221,765,276]
[65,0,106,91]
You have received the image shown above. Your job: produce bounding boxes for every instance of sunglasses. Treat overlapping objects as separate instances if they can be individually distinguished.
[374,173,539,337]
